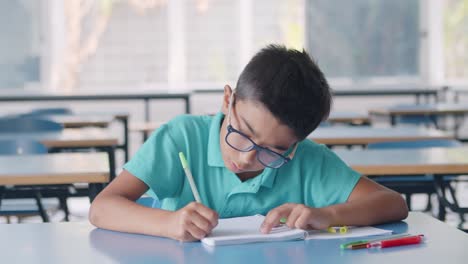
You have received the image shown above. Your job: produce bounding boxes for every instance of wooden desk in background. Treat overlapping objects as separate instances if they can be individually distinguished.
[44,113,130,161]
[0,152,110,201]
[0,89,190,161]
[0,128,118,180]
[309,126,453,147]
[369,103,468,138]
[327,112,371,126]
[335,147,468,220]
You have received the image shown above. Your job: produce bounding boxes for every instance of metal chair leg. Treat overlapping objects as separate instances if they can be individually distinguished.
[59,196,70,221]
[405,193,412,211]
[424,193,433,212]
[446,182,466,223]
[33,190,49,222]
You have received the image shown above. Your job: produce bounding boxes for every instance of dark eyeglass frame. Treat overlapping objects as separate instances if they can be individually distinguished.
[225,124,294,168]
[224,90,297,169]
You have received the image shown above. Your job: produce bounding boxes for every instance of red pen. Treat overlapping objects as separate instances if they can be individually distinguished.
[367,234,424,249]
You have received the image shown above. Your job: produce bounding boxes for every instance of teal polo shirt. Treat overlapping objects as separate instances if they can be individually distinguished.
[123,112,361,218]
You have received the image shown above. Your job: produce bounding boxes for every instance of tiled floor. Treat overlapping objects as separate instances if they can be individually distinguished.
[1,182,467,230]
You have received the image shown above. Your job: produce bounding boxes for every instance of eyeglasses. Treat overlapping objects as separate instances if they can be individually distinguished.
[225,91,297,169]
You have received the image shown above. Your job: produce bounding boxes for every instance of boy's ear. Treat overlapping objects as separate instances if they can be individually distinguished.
[221,85,233,115]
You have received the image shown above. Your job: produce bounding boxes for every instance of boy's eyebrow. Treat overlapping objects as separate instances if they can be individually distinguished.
[239,115,290,151]
[240,115,258,137]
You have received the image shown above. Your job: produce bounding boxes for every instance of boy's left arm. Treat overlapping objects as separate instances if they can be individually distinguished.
[261,177,408,234]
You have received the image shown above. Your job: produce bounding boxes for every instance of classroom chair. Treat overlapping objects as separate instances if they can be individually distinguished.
[0,116,63,132]
[367,139,464,221]
[0,138,47,155]
[396,115,439,128]
[392,104,438,128]
[130,121,165,142]
[0,139,59,223]
[0,117,69,222]
[23,107,73,116]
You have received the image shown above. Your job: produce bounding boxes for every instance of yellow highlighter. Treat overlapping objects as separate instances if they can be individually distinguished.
[327,226,349,234]
[279,217,348,234]
[179,152,203,204]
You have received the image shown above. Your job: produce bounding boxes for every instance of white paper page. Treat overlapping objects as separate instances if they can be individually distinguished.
[305,226,392,240]
[201,215,307,246]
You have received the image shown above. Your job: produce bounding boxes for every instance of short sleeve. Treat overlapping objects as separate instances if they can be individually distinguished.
[305,145,361,207]
[123,124,184,200]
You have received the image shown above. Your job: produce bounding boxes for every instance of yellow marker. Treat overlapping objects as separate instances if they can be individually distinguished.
[327,226,348,234]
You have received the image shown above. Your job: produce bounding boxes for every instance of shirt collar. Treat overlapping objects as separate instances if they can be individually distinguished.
[207,112,226,167]
[260,168,276,188]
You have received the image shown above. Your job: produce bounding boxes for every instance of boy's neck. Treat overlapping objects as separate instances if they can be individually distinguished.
[236,170,263,182]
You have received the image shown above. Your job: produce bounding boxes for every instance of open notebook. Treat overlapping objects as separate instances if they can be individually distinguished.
[201,215,392,246]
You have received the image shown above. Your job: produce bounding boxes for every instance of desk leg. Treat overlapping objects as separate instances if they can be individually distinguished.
[102,146,116,181]
[430,114,439,129]
[115,116,129,162]
[433,175,467,222]
[390,115,396,126]
[89,183,104,202]
[88,146,112,202]
[0,186,4,207]
[434,176,448,221]
[144,98,150,122]
[453,114,464,139]
[96,145,116,181]
[121,116,129,162]
[33,190,49,222]
[185,96,191,114]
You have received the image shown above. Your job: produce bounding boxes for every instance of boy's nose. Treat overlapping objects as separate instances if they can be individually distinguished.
[238,149,257,169]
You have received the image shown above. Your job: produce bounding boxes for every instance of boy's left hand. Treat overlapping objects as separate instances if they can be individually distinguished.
[260,203,334,234]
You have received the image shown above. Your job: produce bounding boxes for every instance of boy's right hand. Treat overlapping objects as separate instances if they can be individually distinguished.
[166,202,219,242]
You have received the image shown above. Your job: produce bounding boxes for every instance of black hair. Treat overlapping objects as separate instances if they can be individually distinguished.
[235,44,332,140]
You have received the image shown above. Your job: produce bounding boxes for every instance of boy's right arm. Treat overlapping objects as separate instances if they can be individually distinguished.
[89,169,219,241]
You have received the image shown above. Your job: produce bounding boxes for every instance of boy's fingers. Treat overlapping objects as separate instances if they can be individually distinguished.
[187,222,208,240]
[295,212,312,230]
[261,204,294,234]
[190,211,214,234]
[285,205,302,228]
[194,203,219,228]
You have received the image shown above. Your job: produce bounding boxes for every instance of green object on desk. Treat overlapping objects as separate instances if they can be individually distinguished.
[339,233,411,249]
[340,240,368,249]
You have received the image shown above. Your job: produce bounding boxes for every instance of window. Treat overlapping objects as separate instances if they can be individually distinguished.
[12,1,462,91]
[185,1,240,86]
[0,1,41,89]
[444,0,468,83]
[306,0,421,85]
[252,0,305,52]
[79,2,169,89]
[63,0,307,90]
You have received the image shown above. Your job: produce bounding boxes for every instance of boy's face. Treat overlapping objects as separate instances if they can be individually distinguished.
[220,86,298,175]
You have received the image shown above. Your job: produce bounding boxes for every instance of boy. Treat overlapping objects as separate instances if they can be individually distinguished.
[89,45,408,241]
